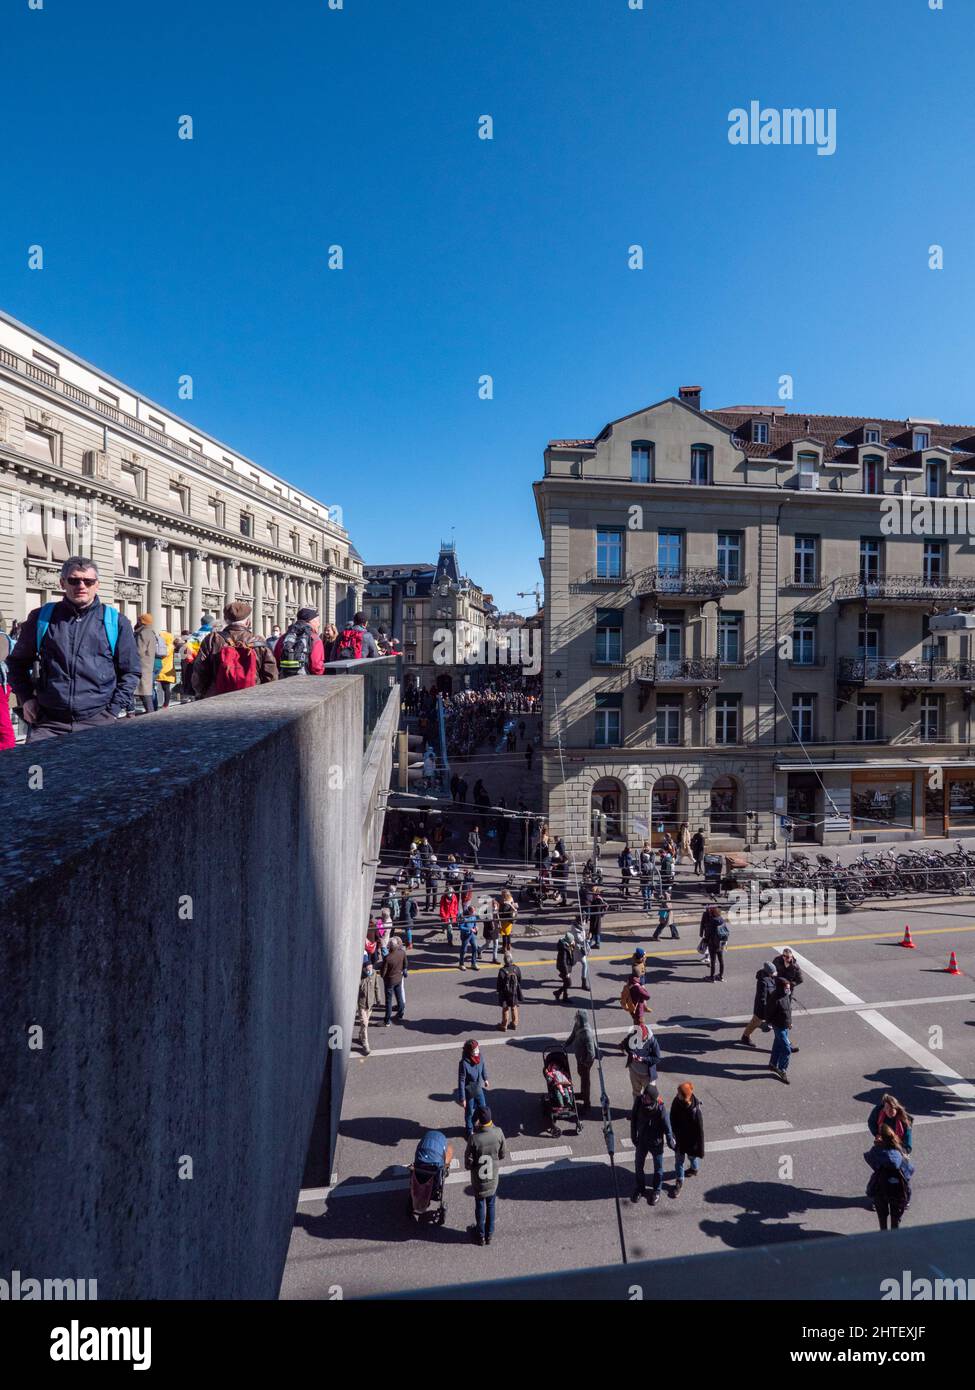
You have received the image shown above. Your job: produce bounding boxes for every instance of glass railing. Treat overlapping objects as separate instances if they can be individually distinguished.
[321,654,401,748]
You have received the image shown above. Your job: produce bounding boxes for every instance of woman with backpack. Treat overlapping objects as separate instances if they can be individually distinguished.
[192,603,277,699]
[156,627,177,708]
[865,1127,915,1230]
[496,952,523,1030]
[867,1094,913,1154]
[700,904,730,982]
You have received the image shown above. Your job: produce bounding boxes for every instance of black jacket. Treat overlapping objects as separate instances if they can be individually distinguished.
[752,969,777,1021]
[7,597,141,719]
[556,939,576,977]
[669,1096,705,1159]
[768,990,793,1030]
[773,954,804,989]
[630,1094,675,1154]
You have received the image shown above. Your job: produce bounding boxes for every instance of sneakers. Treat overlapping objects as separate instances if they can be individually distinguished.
[671,1181,683,1198]
[630,1189,644,1204]
[507,1021,516,1031]
[739,1036,757,1048]
[648,1190,661,1206]
[685,1166,698,1178]
[467,1225,486,1246]
[775,1067,790,1084]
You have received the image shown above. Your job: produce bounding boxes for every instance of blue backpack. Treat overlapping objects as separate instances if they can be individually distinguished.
[36,602,121,658]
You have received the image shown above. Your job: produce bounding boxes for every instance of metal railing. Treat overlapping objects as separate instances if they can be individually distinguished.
[632,566,732,597]
[585,567,628,585]
[635,657,721,683]
[321,654,401,749]
[838,656,975,684]
[835,573,975,602]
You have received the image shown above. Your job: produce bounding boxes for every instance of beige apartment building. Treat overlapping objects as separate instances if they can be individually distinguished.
[363,542,490,690]
[0,311,363,638]
[535,385,975,852]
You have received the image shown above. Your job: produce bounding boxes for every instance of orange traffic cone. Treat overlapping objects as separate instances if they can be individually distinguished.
[900,924,916,949]
[945,951,961,976]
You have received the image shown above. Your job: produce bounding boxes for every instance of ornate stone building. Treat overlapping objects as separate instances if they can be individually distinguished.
[0,311,363,636]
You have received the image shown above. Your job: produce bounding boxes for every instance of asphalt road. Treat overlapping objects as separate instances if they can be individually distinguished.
[281,858,975,1299]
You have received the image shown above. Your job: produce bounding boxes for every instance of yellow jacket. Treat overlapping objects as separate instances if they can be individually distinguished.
[158,631,176,683]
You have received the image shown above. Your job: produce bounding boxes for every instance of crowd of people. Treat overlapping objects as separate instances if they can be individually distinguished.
[0,556,390,745]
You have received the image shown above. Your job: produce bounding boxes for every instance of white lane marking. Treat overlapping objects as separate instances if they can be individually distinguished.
[365,992,975,1058]
[790,950,975,1102]
[505,1145,573,1163]
[734,1121,793,1135]
[300,1109,975,1203]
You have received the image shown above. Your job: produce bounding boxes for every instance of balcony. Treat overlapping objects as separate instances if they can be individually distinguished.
[835,573,975,605]
[632,566,733,598]
[837,656,975,688]
[590,654,628,669]
[635,657,721,687]
[584,567,628,586]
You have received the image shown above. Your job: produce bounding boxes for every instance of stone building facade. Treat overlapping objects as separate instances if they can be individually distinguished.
[535,385,975,852]
[0,311,363,637]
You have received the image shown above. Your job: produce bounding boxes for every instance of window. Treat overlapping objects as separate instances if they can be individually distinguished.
[291,531,300,555]
[266,520,279,547]
[921,614,946,664]
[406,582,416,597]
[169,548,187,583]
[858,616,882,660]
[913,430,930,451]
[120,461,146,499]
[594,694,622,747]
[925,460,945,497]
[718,613,742,664]
[659,611,683,663]
[406,604,416,619]
[690,445,711,485]
[147,414,167,433]
[793,535,818,585]
[23,503,45,558]
[864,428,881,444]
[656,697,683,746]
[168,483,189,514]
[208,497,225,528]
[711,776,743,835]
[22,423,58,466]
[99,388,120,408]
[240,512,254,538]
[371,605,380,619]
[852,772,913,830]
[32,350,60,374]
[631,441,653,483]
[715,696,741,745]
[791,694,815,742]
[797,451,818,480]
[920,696,942,742]
[309,540,318,562]
[863,455,882,493]
[717,532,742,582]
[115,534,144,579]
[856,695,881,742]
[792,615,816,664]
[923,541,945,583]
[752,421,769,445]
[595,528,623,579]
[189,438,205,454]
[657,530,683,575]
[859,537,881,583]
[595,626,623,663]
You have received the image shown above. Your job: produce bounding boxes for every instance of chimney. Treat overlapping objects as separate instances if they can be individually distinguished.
[679,385,702,410]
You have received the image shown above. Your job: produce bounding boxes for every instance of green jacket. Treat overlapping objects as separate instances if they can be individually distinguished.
[465,1124,506,1197]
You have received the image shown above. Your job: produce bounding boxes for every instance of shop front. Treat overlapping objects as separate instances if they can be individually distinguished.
[778,760,975,842]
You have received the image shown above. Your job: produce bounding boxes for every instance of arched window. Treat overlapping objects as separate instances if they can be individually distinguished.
[592,777,626,842]
[710,776,744,837]
[651,777,683,844]
[631,441,654,483]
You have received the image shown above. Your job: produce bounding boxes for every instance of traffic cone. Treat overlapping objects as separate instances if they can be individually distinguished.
[900,924,916,949]
[945,951,961,976]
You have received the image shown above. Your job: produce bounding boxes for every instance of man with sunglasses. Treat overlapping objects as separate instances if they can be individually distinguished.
[7,556,141,742]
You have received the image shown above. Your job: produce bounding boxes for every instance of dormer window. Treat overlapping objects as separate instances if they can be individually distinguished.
[925,460,945,497]
[863,456,882,494]
[913,430,930,451]
[631,441,653,483]
[406,582,416,597]
[752,421,769,445]
[690,445,712,485]
[864,427,881,445]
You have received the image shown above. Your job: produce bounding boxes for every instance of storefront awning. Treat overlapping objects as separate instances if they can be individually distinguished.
[775,759,975,772]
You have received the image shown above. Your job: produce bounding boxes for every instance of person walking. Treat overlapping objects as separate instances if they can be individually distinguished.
[588,884,607,948]
[356,959,382,1055]
[192,602,278,698]
[496,952,523,1031]
[156,626,177,708]
[274,607,327,678]
[570,915,591,991]
[6,557,140,740]
[623,1024,661,1098]
[468,824,481,869]
[867,1094,913,1154]
[690,827,706,876]
[677,823,692,868]
[131,612,158,716]
[465,1105,506,1246]
[700,904,730,982]
[398,890,418,948]
[768,979,793,1083]
[669,1082,704,1195]
[380,935,408,1026]
[481,895,499,963]
[651,892,679,941]
[553,931,576,1003]
[565,1008,597,1113]
[458,903,480,971]
[639,857,655,915]
[424,856,440,912]
[739,961,777,1047]
[773,948,804,1050]
[0,632,16,750]
[618,845,635,900]
[622,966,651,1031]
[439,885,460,947]
[457,1039,490,1138]
[865,1128,915,1231]
[497,889,517,954]
[630,1083,675,1207]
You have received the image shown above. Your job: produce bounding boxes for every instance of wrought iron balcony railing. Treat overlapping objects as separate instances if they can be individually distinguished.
[835,573,975,603]
[632,566,732,597]
[635,657,721,684]
[585,567,628,585]
[838,656,975,685]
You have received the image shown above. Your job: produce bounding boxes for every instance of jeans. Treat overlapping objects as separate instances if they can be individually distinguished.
[708,946,725,980]
[589,919,602,948]
[874,1190,906,1230]
[475,1193,496,1238]
[579,957,590,989]
[383,981,405,1023]
[770,1026,792,1072]
[459,936,479,968]
[464,1090,486,1135]
[634,1146,665,1194]
[641,883,653,910]
[487,935,500,963]
[652,919,679,940]
[674,1150,699,1181]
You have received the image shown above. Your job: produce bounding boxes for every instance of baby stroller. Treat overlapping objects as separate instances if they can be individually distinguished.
[541,1048,582,1137]
[408,1130,453,1225]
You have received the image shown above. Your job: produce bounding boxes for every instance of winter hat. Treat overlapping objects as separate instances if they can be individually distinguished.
[297,606,319,622]
[224,601,251,623]
[643,1084,660,1104]
[138,612,153,626]
[475,1105,492,1126]
[761,960,776,975]
[633,947,646,959]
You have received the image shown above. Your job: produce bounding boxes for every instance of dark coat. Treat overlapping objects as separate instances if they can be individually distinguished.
[768,990,793,1030]
[556,939,576,978]
[496,963,523,1006]
[670,1095,705,1158]
[752,968,777,1021]
[7,597,141,719]
[773,954,804,989]
[381,944,408,986]
[630,1094,675,1154]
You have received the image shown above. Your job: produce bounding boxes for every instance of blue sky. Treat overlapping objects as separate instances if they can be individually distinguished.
[2,0,971,612]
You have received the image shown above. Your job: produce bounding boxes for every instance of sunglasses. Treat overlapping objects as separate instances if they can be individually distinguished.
[65,576,98,586]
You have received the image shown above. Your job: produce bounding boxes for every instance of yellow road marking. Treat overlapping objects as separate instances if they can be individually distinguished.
[406,923,975,973]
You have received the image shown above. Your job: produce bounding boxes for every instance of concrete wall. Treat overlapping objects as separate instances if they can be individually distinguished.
[0,674,397,1299]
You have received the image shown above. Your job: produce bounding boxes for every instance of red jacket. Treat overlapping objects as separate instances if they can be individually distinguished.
[273,633,326,675]
[0,684,15,750]
[439,894,459,923]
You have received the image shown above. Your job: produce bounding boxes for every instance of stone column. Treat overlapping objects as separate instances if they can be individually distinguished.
[276,573,287,630]
[322,572,334,626]
[148,539,165,623]
[190,550,205,631]
[223,558,235,613]
[255,567,267,632]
